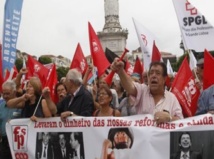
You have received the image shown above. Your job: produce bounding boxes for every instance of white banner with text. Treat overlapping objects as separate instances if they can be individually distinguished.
[6,114,214,159]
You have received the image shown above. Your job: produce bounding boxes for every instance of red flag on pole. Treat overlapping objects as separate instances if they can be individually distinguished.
[203,49,214,90]
[8,65,18,80]
[88,22,110,77]
[151,41,162,62]
[70,43,88,75]
[171,57,200,117]
[4,69,10,82]
[26,55,49,87]
[125,59,133,76]
[133,56,144,76]
[45,64,58,103]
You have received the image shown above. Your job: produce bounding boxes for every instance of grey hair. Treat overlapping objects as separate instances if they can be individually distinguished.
[2,80,17,91]
[66,69,82,85]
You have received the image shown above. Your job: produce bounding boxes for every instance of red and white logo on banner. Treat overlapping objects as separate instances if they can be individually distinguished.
[12,126,28,151]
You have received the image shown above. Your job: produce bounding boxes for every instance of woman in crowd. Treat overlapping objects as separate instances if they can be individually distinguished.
[54,82,67,104]
[93,85,121,117]
[98,76,119,109]
[6,77,53,118]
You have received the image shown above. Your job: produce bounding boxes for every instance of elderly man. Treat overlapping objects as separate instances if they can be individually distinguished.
[44,69,94,121]
[111,59,183,124]
[0,80,21,159]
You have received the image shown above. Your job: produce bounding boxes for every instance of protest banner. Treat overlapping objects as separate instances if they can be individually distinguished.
[6,114,214,159]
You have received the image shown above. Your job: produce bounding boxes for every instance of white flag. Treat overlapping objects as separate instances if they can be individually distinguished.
[132,18,156,71]
[167,59,174,77]
[172,0,214,52]
[188,50,197,70]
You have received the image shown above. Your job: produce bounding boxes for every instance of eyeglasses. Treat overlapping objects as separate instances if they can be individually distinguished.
[98,93,108,97]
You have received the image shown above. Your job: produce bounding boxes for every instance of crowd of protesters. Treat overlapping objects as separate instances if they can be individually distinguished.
[0,55,213,159]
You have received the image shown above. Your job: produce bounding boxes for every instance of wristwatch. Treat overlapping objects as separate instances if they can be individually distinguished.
[70,111,74,116]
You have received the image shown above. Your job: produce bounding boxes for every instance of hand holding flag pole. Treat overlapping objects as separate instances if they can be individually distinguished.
[104,48,129,86]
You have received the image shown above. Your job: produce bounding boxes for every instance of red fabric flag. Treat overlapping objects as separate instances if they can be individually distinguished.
[45,64,58,103]
[203,49,214,90]
[125,59,133,76]
[3,66,18,82]
[133,56,144,75]
[171,57,200,117]
[88,22,110,77]
[151,41,162,62]
[165,75,171,90]
[26,55,49,87]
[4,69,10,82]
[70,43,88,75]
[10,65,18,80]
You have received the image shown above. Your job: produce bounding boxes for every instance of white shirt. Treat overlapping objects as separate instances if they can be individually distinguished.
[180,151,190,159]
[41,144,48,159]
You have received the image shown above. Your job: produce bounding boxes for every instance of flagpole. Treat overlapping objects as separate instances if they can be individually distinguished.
[32,95,43,116]
[187,49,200,82]
[180,34,200,84]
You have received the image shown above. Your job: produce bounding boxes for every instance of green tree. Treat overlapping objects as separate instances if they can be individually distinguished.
[56,67,69,81]
[38,56,52,64]
[15,58,23,71]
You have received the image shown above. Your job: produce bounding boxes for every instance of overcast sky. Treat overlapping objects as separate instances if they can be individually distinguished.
[0,0,213,60]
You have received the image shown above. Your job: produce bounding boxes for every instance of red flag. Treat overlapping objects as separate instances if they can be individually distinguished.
[165,75,171,90]
[88,22,110,77]
[45,64,58,103]
[26,55,49,87]
[171,57,200,117]
[151,41,162,62]
[4,69,10,82]
[70,43,88,75]
[133,56,144,75]
[203,49,214,90]
[10,65,18,80]
[3,66,18,82]
[125,59,133,76]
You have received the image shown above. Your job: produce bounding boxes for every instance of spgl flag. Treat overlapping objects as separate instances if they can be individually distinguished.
[172,0,214,52]
[2,0,23,76]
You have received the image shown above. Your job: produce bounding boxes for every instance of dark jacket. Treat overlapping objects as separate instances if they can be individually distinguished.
[35,140,54,159]
[54,144,71,159]
[57,85,94,116]
[170,150,202,159]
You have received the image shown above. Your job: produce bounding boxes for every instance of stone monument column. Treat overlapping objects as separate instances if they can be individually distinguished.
[103,0,121,32]
[104,0,119,16]
[98,0,128,56]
